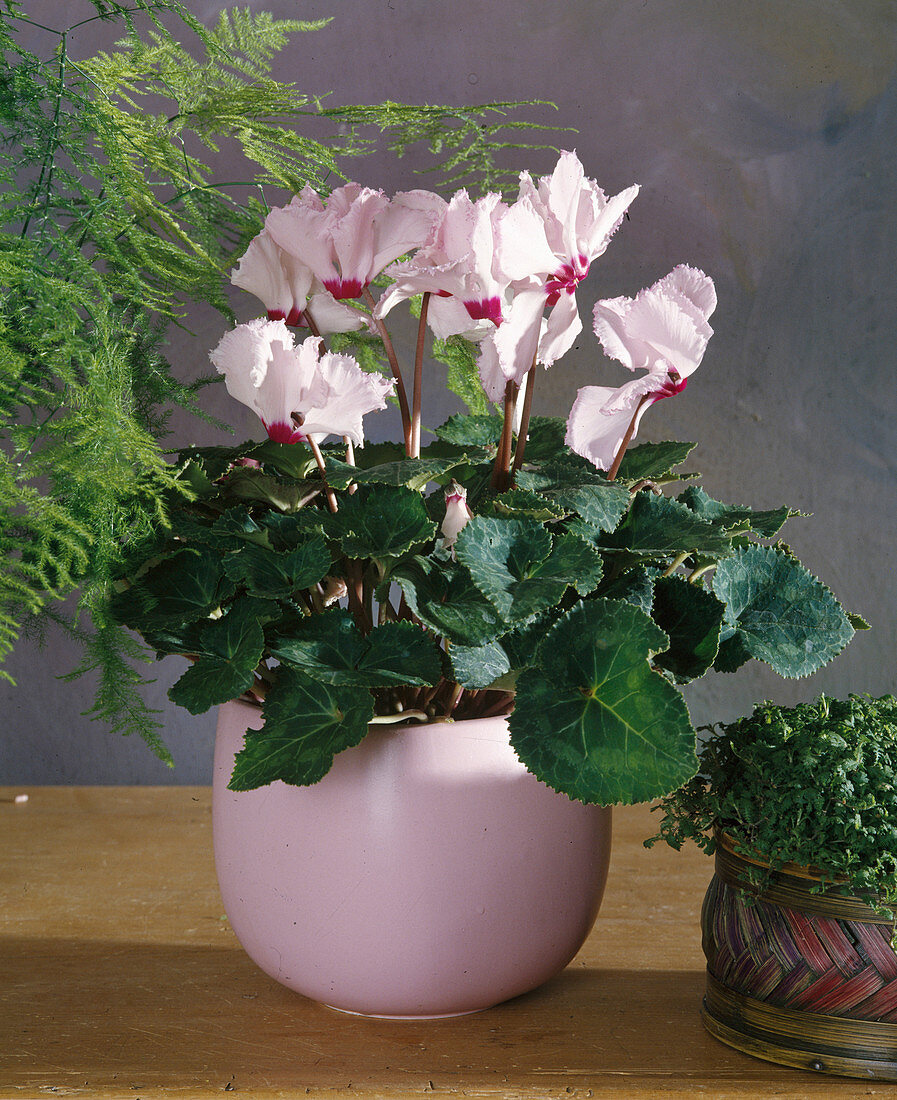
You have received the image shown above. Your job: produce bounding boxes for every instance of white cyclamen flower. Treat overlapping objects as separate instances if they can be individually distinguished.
[479,151,640,396]
[566,265,716,471]
[210,320,392,446]
[265,183,441,301]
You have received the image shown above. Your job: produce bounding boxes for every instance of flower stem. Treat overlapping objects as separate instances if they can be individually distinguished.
[446,682,464,716]
[491,380,519,491]
[410,292,430,458]
[306,435,338,513]
[302,309,322,339]
[363,287,412,453]
[511,364,537,477]
[662,551,690,577]
[607,394,652,481]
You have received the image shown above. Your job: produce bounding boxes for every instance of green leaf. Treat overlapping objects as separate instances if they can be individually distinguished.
[392,554,504,645]
[455,516,551,621]
[217,466,310,512]
[712,545,855,678]
[449,640,511,689]
[260,509,328,548]
[269,609,442,687]
[523,417,568,462]
[678,485,797,539]
[223,538,330,598]
[325,455,469,492]
[510,599,698,805]
[111,547,235,630]
[244,440,318,480]
[601,491,733,556]
[359,621,444,686]
[849,612,871,631]
[323,483,436,560]
[651,575,726,682]
[458,519,604,617]
[516,458,631,531]
[499,610,560,671]
[713,633,753,674]
[211,507,272,547]
[435,413,502,447]
[168,598,267,714]
[597,565,656,616]
[615,441,697,482]
[229,668,374,790]
[491,489,566,522]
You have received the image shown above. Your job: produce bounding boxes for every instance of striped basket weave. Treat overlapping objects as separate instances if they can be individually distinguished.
[701,835,897,1080]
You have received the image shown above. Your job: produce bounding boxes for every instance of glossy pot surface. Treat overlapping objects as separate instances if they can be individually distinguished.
[213,699,612,1018]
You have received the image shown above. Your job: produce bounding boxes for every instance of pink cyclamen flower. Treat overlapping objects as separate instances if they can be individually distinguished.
[265,183,441,302]
[230,229,368,335]
[375,190,510,340]
[592,264,717,378]
[481,151,640,395]
[210,320,393,446]
[566,265,716,471]
[441,480,473,551]
[565,367,686,471]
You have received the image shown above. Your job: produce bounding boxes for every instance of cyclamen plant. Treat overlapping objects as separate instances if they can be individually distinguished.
[109,151,859,805]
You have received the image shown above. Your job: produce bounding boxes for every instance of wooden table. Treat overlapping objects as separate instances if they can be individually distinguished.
[1,789,889,1099]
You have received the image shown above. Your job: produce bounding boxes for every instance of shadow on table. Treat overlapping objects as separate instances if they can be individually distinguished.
[1,936,814,1094]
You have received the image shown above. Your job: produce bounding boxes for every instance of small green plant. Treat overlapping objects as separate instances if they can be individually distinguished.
[648,695,897,914]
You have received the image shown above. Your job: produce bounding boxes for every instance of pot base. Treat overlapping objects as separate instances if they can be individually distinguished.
[703,977,897,1081]
[324,1003,485,1021]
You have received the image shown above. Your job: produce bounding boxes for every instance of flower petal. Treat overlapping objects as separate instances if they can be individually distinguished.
[265,198,339,289]
[299,351,394,445]
[496,195,559,281]
[593,264,715,377]
[490,284,547,385]
[230,230,313,323]
[209,323,328,443]
[538,288,582,366]
[304,291,370,335]
[565,383,652,471]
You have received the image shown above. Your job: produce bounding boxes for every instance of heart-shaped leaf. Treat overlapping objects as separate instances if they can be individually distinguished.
[223,538,331,598]
[712,545,854,678]
[510,599,698,805]
[229,668,374,790]
[392,554,504,646]
[168,598,269,714]
[651,575,726,682]
[323,484,436,560]
[269,609,442,687]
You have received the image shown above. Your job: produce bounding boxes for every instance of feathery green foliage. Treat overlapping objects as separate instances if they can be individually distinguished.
[0,1,555,755]
[647,695,897,916]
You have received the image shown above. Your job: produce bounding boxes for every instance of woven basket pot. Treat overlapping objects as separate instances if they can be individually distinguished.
[701,833,897,1080]
[213,698,612,1019]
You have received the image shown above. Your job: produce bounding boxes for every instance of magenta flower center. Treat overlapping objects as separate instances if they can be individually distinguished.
[267,307,305,326]
[323,277,365,301]
[650,371,688,404]
[263,419,305,444]
[463,296,503,326]
[545,253,590,306]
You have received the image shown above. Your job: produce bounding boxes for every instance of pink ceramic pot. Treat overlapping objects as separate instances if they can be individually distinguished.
[213,698,612,1018]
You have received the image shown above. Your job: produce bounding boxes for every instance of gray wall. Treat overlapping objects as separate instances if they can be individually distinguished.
[4,0,896,784]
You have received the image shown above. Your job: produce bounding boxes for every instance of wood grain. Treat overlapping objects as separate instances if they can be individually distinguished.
[1,788,889,1098]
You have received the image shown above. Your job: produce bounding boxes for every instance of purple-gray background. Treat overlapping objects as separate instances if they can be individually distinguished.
[4,0,896,783]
